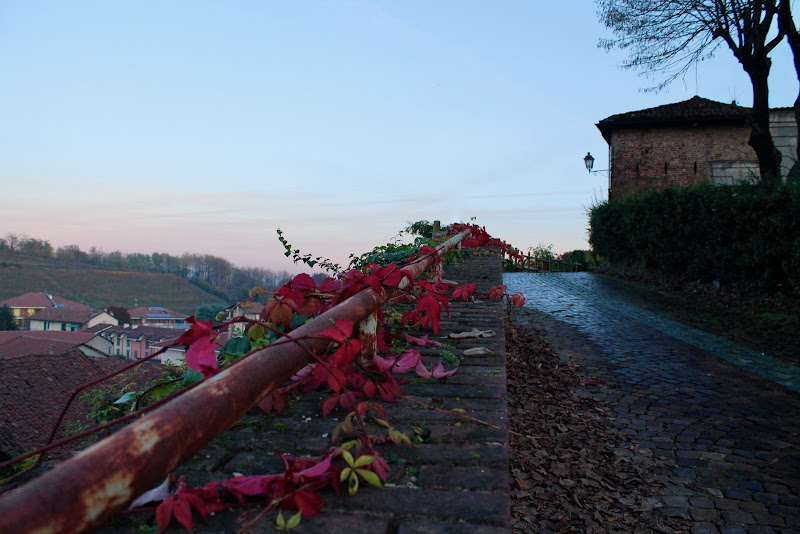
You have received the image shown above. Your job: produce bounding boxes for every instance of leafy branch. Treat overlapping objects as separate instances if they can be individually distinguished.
[277,229,342,273]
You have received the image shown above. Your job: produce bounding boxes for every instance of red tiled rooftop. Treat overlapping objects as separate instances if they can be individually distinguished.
[101,325,183,342]
[240,302,265,314]
[128,307,187,320]
[0,351,165,457]
[596,96,765,142]
[0,331,98,359]
[600,96,751,124]
[0,292,90,310]
[28,308,96,324]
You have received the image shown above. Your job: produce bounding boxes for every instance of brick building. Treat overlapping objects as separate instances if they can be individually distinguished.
[596,96,798,199]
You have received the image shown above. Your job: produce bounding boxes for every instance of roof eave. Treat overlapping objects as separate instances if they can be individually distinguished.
[596,115,751,144]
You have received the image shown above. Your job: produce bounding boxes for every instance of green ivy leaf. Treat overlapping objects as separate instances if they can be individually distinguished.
[356,468,382,488]
[224,336,250,355]
[248,325,266,342]
[340,467,352,482]
[347,472,359,495]
[289,314,308,328]
[353,455,374,468]
[286,510,302,529]
[182,368,204,387]
[114,391,138,405]
[149,382,178,402]
[276,510,286,530]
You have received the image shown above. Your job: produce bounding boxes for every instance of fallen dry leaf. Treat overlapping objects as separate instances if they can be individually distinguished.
[463,347,492,356]
[507,316,691,533]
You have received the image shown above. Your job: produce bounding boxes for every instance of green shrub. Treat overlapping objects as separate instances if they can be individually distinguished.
[589,183,800,293]
[560,250,601,269]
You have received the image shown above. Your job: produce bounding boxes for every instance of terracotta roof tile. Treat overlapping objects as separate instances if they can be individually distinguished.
[595,96,770,142]
[128,307,187,320]
[0,351,165,457]
[101,325,181,342]
[600,96,751,124]
[0,331,98,359]
[241,302,265,314]
[0,292,90,310]
[28,308,95,323]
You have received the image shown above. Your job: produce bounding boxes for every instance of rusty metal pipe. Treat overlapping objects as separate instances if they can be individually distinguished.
[0,229,470,533]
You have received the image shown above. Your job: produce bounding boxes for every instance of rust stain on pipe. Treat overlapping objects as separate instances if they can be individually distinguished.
[0,229,470,533]
[356,311,378,368]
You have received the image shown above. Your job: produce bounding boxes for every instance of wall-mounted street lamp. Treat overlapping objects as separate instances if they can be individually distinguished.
[583,152,607,174]
[584,152,612,200]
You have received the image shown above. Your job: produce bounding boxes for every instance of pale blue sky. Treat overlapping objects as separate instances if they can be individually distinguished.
[1,1,797,272]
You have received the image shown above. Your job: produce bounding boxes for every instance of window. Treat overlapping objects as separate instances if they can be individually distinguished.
[711,161,760,185]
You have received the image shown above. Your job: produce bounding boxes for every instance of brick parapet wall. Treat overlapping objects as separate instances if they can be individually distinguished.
[100,254,510,533]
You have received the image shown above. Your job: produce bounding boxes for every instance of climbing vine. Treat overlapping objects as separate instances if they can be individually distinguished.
[1,222,526,532]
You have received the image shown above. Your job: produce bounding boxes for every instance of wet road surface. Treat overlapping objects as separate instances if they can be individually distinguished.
[506,272,800,534]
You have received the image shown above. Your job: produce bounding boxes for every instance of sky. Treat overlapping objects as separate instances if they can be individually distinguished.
[1,1,798,274]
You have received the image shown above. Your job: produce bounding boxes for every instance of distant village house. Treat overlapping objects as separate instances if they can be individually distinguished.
[28,308,118,332]
[98,325,178,360]
[0,330,112,359]
[0,292,90,329]
[128,306,188,329]
[222,301,265,333]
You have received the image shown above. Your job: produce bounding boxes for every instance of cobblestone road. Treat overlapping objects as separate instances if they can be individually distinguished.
[505,272,800,534]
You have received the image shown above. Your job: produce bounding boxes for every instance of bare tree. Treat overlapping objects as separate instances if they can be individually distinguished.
[598,0,785,183]
[4,233,23,253]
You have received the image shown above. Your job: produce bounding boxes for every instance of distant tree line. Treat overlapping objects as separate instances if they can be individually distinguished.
[0,233,293,303]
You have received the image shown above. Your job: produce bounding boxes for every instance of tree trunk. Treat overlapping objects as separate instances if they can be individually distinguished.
[746,60,783,184]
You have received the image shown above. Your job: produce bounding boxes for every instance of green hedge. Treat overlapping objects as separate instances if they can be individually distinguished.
[589,183,800,293]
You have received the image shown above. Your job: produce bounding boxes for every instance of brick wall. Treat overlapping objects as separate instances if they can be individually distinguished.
[609,123,754,198]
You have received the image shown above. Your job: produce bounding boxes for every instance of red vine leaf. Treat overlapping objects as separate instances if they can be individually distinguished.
[487,285,507,300]
[416,293,442,333]
[176,317,218,379]
[510,292,526,307]
[403,333,441,347]
[372,353,395,372]
[289,273,318,291]
[319,318,353,343]
[258,390,287,414]
[292,490,323,516]
[223,474,281,501]
[415,360,458,379]
[393,350,421,373]
[263,295,298,329]
[155,477,224,532]
[452,282,477,301]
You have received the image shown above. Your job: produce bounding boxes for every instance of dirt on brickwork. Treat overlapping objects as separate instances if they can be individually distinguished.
[506,317,692,533]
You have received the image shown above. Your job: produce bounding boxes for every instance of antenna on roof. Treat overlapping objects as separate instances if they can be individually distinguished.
[729,87,740,106]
